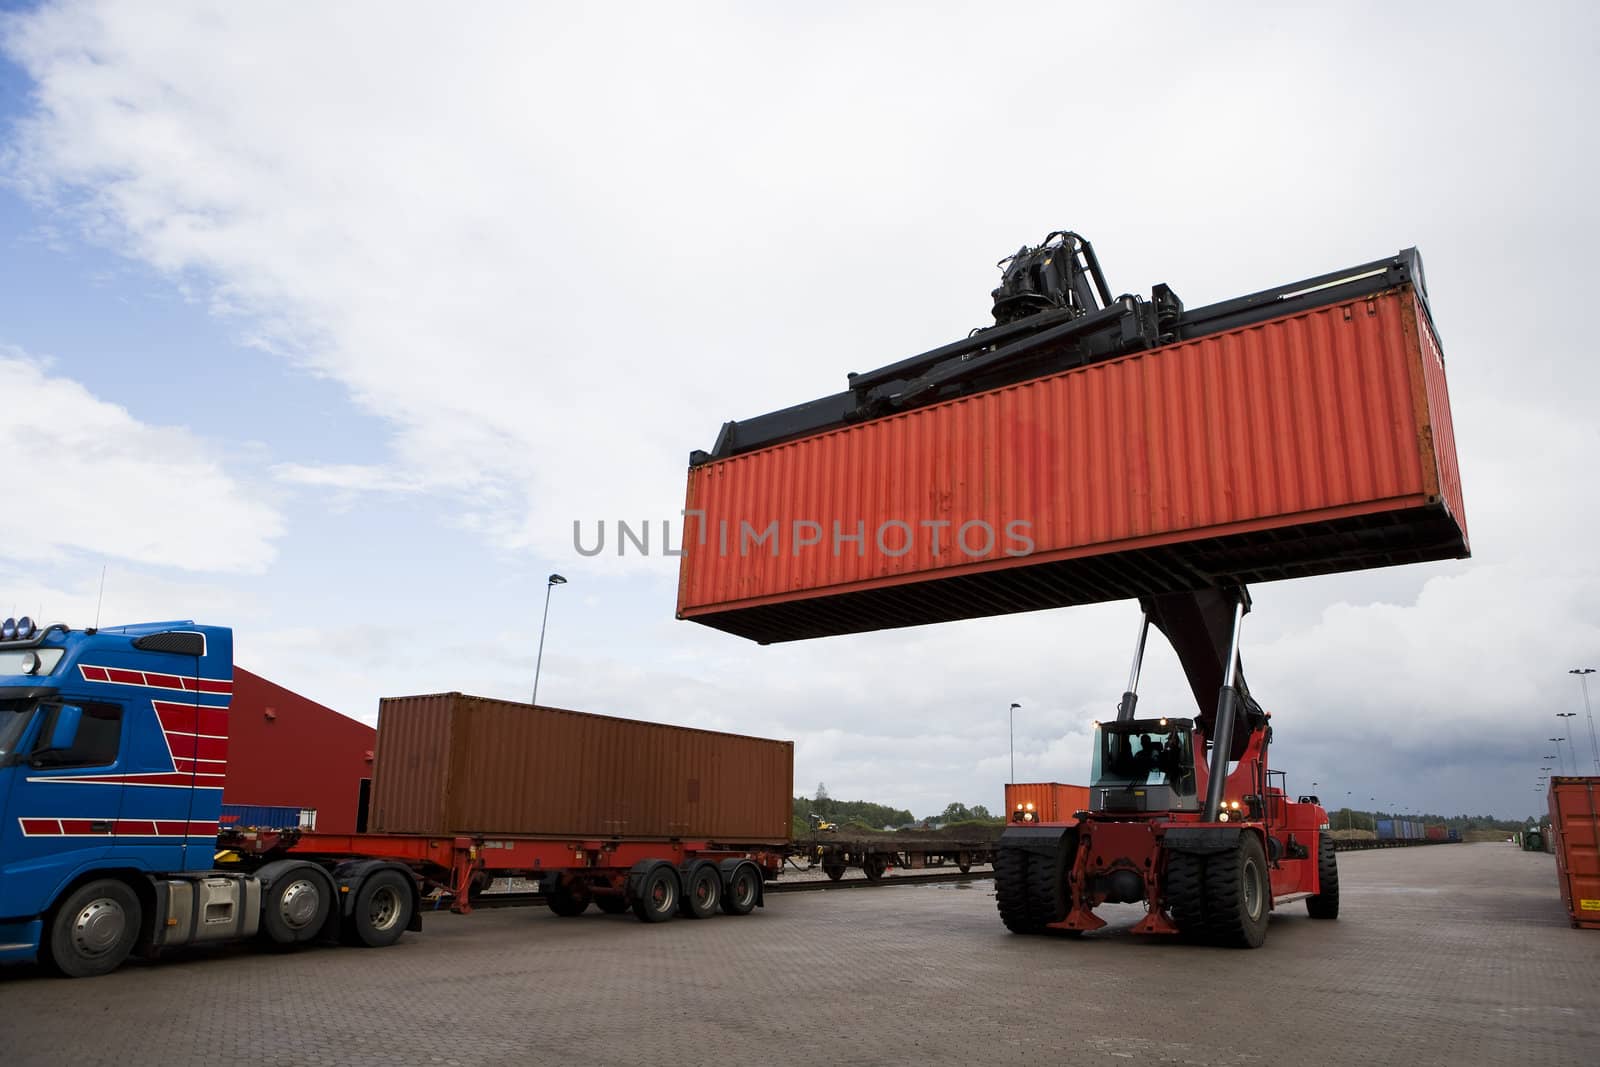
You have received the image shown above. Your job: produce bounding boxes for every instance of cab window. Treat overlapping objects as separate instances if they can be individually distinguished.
[33,702,123,768]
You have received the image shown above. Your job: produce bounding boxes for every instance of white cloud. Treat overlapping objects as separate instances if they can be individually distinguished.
[272,463,422,494]
[1,349,282,573]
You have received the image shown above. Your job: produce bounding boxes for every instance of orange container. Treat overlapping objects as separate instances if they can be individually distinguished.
[1005,782,1090,824]
[369,693,793,842]
[1548,776,1600,930]
[677,284,1467,643]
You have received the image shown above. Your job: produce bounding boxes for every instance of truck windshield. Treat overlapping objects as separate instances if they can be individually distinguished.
[0,699,39,760]
[1091,722,1196,795]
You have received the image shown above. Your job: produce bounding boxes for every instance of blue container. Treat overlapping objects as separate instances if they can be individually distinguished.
[220,804,305,830]
[1375,818,1396,841]
[1447,828,1460,842]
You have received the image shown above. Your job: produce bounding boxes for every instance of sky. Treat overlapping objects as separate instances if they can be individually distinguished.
[1,1,1596,821]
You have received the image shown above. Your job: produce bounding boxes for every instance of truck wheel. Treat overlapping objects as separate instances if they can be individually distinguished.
[681,865,721,919]
[1205,834,1269,948]
[862,854,888,882]
[262,869,331,944]
[631,865,680,923]
[995,846,1036,933]
[1162,851,1207,938]
[349,870,413,948]
[45,879,141,978]
[822,862,846,881]
[721,863,761,915]
[546,888,590,917]
[1306,835,1340,920]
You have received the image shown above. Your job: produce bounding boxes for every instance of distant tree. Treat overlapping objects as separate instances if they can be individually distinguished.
[970,804,992,821]
[940,802,973,823]
[815,782,829,802]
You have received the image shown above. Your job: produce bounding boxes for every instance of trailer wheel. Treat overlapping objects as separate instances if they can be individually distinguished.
[1306,835,1340,920]
[546,888,590,918]
[861,854,888,882]
[44,879,141,978]
[349,870,413,948]
[681,865,721,919]
[822,862,846,881]
[1204,834,1269,948]
[261,868,332,945]
[722,863,761,916]
[631,865,680,923]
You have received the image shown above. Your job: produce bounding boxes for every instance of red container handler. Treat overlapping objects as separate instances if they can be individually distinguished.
[677,281,1467,644]
[1547,776,1600,930]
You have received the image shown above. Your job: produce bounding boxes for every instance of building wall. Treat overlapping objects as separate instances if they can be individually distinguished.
[224,668,375,834]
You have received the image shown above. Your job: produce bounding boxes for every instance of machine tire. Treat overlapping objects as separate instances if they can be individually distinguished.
[681,865,721,919]
[1026,840,1072,933]
[261,867,332,945]
[1306,835,1340,920]
[958,851,973,874]
[631,865,680,923]
[861,854,888,882]
[1204,834,1269,948]
[348,869,413,948]
[546,887,590,918]
[1162,850,1208,938]
[44,879,142,978]
[595,895,630,915]
[995,845,1037,933]
[721,863,762,916]
[822,863,846,882]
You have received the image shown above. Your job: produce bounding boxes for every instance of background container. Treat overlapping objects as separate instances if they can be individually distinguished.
[370,693,793,842]
[1547,776,1600,929]
[1376,818,1396,841]
[678,285,1466,644]
[219,804,307,829]
[1004,782,1090,823]
[1426,824,1447,841]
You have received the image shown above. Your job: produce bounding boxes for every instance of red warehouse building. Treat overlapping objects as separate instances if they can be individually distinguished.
[224,668,376,834]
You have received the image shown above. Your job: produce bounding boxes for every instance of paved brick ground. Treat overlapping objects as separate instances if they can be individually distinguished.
[0,843,1593,1065]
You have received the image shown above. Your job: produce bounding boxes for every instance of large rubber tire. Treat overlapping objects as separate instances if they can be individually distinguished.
[1204,834,1270,948]
[822,863,846,882]
[595,895,630,915]
[44,879,141,978]
[1162,850,1208,939]
[261,868,331,945]
[1306,835,1340,920]
[995,845,1037,933]
[631,865,680,923]
[1028,841,1074,935]
[348,870,413,948]
[681,865,721,919]
[546,888,590,917]
[722,864,761,916]
[861,854,888,882]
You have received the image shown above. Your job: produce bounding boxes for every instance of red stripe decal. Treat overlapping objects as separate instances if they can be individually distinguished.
[80,666,110,682]
[154,701,229,736]
[20,818,60,835]
[143,672,183,689]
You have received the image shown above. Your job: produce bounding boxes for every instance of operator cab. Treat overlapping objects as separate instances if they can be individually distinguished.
[1089,717,1199,813]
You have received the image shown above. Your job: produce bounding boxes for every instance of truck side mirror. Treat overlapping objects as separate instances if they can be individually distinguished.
[44,704,83,755]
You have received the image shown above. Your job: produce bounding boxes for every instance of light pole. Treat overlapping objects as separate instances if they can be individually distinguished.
[1549,737,1569,776]
[1344,790,1352,831]
[532,573,568,706]
[1568,668,1599,774]
[1009,703,1021,784]
[1555,716,1580,775]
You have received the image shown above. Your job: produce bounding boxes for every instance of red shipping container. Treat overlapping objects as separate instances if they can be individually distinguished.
[678,283,1466,644]
[1005,782,1090,824]
[1548,776,1600,930]
[1425,824,1448,841]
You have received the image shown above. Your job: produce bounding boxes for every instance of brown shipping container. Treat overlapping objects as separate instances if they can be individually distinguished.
[370,693,793,841]
[1547,777,1600,930]
[677,284,1467,644]
[1004,782,1091,824]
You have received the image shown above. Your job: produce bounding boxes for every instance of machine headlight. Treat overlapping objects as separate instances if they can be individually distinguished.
[1025,802,1035,812]
[20,650,40,675]
[0,617,14,640]
[1218,811,1230,822]
[1229,800,1241,810]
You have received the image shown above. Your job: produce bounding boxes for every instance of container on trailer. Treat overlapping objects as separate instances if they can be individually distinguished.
[220,803,307,829]
[1447,828,1461,842]
[1426,824,1447,841]
[369,693,794,841]
[1376,818,1396,841]
[1547,776,1600,929]
[677,280,1467,644]
[1004,782,1091,824]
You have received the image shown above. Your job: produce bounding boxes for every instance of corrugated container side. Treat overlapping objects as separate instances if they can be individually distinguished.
[370,693,455,836]
[371,694,792,842]
[220,804,304,829]
[1425,824,1447,841]
[1004,782,1089,823]
[1548,777,1600,929]
[1376,818,1396,841]
[678,286,1468,644]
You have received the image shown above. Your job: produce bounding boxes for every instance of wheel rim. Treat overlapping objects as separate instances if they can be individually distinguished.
[695,874,716,907]
[369,886,402,931]
[1242,857,1264,920]
[279,878,321,930]
[72,897,127,958]
[652,876,675,912]
[735,872,757,907]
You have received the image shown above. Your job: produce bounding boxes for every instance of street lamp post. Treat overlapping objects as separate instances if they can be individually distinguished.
[532,573,568,706]
[1344,790,1352,832]
[1009,703,1021,784]
[1568,668,1599,774]
[1555,716,1581,775]
[1549,738,1569,777]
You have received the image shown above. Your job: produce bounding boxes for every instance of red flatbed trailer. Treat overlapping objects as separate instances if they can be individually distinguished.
[219,826,785,921]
